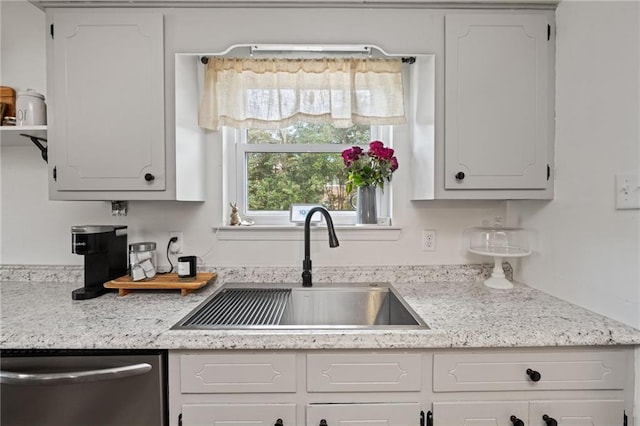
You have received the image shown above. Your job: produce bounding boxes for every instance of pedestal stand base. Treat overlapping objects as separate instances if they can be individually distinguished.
[483,276,514,289]
[483,255,514,290]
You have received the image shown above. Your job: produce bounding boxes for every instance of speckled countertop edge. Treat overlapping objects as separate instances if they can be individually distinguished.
[1,264,639,351]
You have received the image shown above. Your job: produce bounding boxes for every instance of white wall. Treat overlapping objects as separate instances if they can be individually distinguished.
[0,0,46,96]
[0,2,506,268]
[510,0,640,328]
[0,0,47,265]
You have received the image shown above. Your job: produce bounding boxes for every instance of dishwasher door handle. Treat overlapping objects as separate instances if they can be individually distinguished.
[0,362,152,385]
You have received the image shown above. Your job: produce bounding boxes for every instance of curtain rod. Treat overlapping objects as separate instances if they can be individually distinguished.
[252,44,372,53]
[199,43,416,64]
[200,55,416,64]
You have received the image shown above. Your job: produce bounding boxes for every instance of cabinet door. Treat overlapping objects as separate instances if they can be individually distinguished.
[307,402,420,425]
[433,401,529,426]
[50,12,165,192]
[182,403,296,426]
[529,400,624,426]
[445,13,550,190]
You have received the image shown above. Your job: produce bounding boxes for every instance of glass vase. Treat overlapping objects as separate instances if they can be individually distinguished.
[356,185,377,225]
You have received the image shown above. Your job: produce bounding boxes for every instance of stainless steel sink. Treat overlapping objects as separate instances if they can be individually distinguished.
[172,283,428,330]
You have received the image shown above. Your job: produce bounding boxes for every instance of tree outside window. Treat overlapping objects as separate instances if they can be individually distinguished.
[245,123,371,212]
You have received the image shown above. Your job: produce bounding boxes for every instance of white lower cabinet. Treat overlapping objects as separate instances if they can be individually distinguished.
[305,353,423,425]
[169,348,632,426]
[431,349,629,426]
[171,351,425,426]
[307,402,421,425]
[433,400,623,426]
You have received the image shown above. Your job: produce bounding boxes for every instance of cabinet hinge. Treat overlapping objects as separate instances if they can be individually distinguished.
[547,24,551,40]
[623,410,627,426]
[178,413,182,426]
[50,23,54,39]
[547,164,551,181]
[53,166,57,181]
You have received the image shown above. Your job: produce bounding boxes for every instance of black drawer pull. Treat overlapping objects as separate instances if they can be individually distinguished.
[542,414,557,426]
[455,171,465,180]
[144,173,155,182]
[526,368,541,382]
[274,420,284,426]
[510,415,525,426]
[319,420,328,426]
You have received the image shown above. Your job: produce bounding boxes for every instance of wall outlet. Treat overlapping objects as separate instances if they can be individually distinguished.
[169,231,183,254]
[422,230,436,251]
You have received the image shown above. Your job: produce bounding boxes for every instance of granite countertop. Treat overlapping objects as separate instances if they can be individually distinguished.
[2,271,640,350]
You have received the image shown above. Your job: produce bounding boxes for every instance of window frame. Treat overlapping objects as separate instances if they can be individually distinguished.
[224,125,393,226]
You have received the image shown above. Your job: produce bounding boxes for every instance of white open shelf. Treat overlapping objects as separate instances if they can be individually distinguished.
[0,125,47,146]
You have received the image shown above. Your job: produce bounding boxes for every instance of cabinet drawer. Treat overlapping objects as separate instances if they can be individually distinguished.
[180,353,296,393]
[182,403,296,426]
[307,402,420,425]
[433,401,528,425]
[529,400,624,425]
[433,350,626,392]
[307,353,422,392]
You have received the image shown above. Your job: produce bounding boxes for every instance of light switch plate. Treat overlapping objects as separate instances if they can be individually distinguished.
[616,172,640,209]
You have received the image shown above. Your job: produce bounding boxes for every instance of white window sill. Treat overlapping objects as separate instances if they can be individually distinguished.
[213,225,402,241]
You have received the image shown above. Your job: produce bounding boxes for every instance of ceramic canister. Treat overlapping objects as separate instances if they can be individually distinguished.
[16,89,46,126]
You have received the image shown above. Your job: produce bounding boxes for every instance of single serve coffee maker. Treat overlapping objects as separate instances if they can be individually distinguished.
[71,225,127,300]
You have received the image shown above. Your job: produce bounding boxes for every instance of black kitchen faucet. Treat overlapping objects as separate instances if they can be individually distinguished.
[302,206,339,287]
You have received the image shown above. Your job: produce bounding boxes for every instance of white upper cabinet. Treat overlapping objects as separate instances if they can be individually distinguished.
[442,13,553,198]
[48,11,166,197]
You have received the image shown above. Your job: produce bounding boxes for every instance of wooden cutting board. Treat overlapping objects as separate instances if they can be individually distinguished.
[105,272,217,296]
[0,86,16,118]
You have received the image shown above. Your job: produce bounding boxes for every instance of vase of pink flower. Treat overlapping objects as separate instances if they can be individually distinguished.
[342,141,399,225]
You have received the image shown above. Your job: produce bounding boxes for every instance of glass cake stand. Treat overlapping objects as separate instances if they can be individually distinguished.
[465,218,532,289]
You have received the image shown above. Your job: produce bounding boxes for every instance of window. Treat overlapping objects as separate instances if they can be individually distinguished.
[228,123,392,225]
[199,55,405,225]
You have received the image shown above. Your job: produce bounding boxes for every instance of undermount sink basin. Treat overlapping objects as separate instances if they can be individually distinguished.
[172,283,428,330]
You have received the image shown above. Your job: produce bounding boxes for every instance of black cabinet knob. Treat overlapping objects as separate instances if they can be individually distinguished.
[274,419,284,426]
[455,171,465,180]
[319,420,328,426]
[144,173,155,182]
[526,368,541,382]
[510,415,525,426]
[542,415,557,426]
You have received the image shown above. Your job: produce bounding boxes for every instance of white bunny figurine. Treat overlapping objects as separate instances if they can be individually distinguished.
[229,202,241,226]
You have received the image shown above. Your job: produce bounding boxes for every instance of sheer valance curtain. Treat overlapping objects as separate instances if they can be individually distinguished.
[198,57,406,130]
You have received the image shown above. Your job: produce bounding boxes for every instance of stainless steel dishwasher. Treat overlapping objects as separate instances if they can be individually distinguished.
[0,349,167,426]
